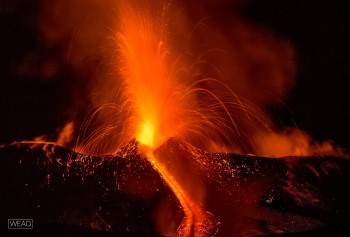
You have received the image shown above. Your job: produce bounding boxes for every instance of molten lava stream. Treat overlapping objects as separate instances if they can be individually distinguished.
[142,149,209,237]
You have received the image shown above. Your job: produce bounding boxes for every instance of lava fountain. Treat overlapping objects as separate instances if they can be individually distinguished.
[76,0,259,235]
[112,1,222,235]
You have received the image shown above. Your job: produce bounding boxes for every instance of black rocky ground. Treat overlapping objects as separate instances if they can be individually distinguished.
[1,138,349,236]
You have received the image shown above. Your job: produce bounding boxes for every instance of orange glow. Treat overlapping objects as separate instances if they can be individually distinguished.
[138,120,155,147]
[253,128,341,157]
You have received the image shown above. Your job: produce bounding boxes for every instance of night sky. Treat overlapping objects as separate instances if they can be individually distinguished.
[1,0,349,151]
[243,0,350,150]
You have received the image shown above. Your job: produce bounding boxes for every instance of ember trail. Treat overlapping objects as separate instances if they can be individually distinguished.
[75,0,257,235]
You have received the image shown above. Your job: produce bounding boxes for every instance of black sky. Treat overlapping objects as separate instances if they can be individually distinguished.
[243,0,350,150]
[0,0,349,150]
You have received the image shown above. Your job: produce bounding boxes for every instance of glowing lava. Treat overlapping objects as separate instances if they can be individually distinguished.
[115,1,213,235]
[143,150,215,236]
[138,121,155,147]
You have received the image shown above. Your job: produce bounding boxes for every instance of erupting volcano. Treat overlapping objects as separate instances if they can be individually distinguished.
[1,0,349,237]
